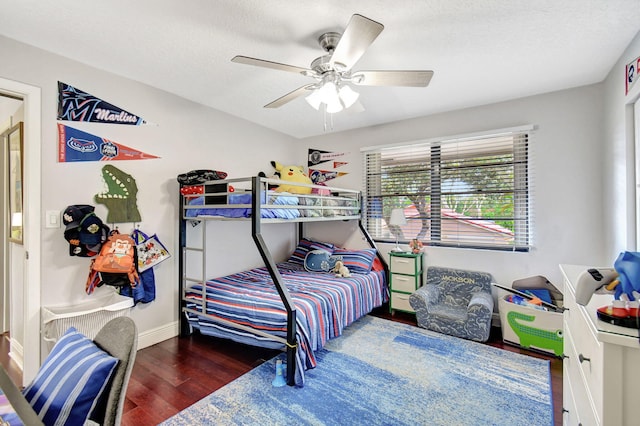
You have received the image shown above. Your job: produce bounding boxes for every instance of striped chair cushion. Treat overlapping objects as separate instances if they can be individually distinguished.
[287,238,335,265]
[22,327,118,425]
[333,248,377,274]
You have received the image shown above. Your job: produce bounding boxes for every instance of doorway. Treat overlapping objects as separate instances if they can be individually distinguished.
[0,78,41,385]
[1,94,23,335]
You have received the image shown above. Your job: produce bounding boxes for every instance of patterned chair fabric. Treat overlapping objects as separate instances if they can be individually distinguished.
[409,266,494,342]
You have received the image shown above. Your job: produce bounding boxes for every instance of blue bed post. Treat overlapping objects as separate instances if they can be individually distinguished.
[251,176,298,386]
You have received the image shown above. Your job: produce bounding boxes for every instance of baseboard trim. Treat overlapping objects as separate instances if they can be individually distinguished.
[137,321,179,350]
[8,337,24,370]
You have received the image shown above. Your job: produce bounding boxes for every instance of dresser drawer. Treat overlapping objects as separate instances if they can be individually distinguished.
[560,264,640,426]
[565,307,603,416]
[390,292,414,312]
[390,255,420,275]
[390,273,419,293]
[564,326,600,425]
[562,361,580,425]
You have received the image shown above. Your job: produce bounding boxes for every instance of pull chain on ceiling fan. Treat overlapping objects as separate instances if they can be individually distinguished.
[231,14,434,116]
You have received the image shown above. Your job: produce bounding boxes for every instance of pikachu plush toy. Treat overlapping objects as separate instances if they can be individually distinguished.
[270,161,313,195]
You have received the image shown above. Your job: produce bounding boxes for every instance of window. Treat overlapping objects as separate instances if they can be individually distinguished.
[362,127,532,251]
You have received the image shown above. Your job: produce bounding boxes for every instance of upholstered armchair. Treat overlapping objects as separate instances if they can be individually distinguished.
[7,317,138,426]
[409,266,494,342]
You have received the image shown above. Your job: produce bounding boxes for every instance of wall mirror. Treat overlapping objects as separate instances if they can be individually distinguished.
[4,121,23,244]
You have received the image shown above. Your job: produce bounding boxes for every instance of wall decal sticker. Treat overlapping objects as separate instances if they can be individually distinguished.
[58,124,159,162]
[95,165,141,223]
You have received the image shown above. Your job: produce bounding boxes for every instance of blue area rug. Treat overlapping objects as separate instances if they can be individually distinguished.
[162,316,553,425]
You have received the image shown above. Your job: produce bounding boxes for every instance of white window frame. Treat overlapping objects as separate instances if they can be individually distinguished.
[361,125,534,251]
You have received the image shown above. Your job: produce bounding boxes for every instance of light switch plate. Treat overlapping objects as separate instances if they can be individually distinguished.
[46,210,60,228]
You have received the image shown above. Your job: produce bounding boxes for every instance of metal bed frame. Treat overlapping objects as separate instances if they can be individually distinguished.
[178,175,387,385]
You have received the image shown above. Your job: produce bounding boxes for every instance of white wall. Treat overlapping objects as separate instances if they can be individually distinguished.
[301,84,608,290]
[0,35,298,354]
[602,31,640,258]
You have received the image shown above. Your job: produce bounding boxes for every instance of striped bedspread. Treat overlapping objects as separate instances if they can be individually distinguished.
[184,261,388,386]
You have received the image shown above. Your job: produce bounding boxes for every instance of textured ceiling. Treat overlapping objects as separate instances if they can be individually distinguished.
[0,0,639,138]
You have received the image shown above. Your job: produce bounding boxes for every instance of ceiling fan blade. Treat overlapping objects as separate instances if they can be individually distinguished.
[264,84,316,108]
[330,14,384,70]
[231,55,311,75]
[345,99,365,114]
[351,70,434,87]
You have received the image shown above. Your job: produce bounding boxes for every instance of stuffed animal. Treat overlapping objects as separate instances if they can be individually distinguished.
[333,260,351,278]
[270,161,313,194]
[409,239,423,254]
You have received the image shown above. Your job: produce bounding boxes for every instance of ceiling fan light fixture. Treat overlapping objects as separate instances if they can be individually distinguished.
[305,74,358,113]
[338,84,359,108]
[305,89,322,110]
[232,14,433,115]
[325,97,343,113]
[318,79,338,101]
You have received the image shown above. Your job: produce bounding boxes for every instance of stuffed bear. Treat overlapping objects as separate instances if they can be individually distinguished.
[333,260,351,278]
[270,161,313,195]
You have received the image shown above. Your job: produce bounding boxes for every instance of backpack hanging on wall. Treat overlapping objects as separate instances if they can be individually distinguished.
[120,229,157,304]
[86,231,140,294]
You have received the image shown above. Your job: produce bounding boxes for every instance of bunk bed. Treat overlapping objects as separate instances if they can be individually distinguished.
[178,176,389,386]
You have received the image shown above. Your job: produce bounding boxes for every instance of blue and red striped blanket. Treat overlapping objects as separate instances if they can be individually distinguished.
[184,261,388,386]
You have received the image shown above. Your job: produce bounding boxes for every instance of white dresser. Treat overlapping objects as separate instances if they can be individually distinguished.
[560,264,640,425]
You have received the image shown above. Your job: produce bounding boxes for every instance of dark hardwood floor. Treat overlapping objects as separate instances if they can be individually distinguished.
[0,332,23,386]
[1,309,562,425]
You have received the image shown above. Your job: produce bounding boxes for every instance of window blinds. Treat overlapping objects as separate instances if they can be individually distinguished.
[362,129,532,251]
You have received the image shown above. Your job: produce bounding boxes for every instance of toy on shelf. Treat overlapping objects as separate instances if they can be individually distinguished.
[572,252,640,328]
[408,239,423,254]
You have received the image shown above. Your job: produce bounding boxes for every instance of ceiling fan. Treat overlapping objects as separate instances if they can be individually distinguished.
[231,14,434,113]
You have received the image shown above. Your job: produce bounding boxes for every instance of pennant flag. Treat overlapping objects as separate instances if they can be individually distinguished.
[309,169,348,184]
[333,161,348,169]
[308,149,347,167]
[58,124,159,162]
[626,55,640,95]
[58,81,150,125]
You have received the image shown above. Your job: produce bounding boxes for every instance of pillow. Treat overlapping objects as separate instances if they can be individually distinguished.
[288,238,335,265]
[22,327,118,426]
[333,248,377,274]
[304,249,340,272]
[371,256,384,272]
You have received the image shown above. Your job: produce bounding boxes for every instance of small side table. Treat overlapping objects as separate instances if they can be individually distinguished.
[388,251,424,313]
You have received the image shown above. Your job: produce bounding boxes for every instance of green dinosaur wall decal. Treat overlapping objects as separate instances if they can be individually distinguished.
[94,165,141,223]
[507,310,563,357]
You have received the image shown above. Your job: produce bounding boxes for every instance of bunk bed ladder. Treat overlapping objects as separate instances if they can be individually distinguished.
[179,197,209,338]
[251,176,298,386]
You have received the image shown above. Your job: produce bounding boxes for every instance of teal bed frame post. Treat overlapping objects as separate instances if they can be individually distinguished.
[251,176,298,386]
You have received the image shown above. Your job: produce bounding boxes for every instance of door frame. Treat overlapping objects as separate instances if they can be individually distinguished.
[0,77,41,384]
